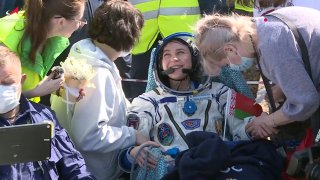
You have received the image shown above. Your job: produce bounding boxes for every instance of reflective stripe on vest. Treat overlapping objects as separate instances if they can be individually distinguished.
[142,7,200,20]
[131,0,200,54]
[130,0,155,5]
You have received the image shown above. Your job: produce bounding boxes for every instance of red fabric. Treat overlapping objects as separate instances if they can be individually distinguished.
[234,92,263,117]
[10,7,19,15]
[282,128,314,180]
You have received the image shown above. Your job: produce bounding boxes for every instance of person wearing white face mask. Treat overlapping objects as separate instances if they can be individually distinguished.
[227,52,256,72]
[0,44,95,180]
[195,11,320,180]
[50,1,149,179]
[201,46,256,99]
[0,85,20,114]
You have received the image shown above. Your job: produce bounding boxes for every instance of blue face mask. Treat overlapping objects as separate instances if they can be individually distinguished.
[228,55,256,71]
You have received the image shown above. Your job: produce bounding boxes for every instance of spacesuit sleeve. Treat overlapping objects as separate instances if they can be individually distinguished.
[129,92,158,139]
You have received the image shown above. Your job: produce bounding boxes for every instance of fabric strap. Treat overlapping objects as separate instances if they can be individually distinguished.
[258,14,314,113]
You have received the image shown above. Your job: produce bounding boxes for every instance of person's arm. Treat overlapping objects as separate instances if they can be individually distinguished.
[69,70,138,153]
[129,91,160,138]
[118,141,160,172]
[23,73,63,98]
[258,19,319,122]
[245,21,320,139]
[118,91,162,171]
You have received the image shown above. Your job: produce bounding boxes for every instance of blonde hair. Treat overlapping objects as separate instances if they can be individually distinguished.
[0,45,20,67]
[194,13,254,62]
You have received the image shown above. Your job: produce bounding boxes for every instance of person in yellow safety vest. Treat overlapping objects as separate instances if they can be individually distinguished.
[0,0,86,103]
[229,0,253,16]
[126,0,201,100]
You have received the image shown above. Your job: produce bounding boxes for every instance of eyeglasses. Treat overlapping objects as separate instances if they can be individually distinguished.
[71,18,87,26]
[54,16,87,26]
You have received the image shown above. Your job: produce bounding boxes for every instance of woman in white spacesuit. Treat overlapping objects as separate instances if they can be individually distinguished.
[121,32,250,165]
[119,32,283,180]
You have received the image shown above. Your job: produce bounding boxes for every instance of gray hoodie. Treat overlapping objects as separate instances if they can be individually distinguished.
[51,38,136,180]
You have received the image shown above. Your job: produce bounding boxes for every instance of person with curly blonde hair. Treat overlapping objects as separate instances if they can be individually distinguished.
[195,7,320,148]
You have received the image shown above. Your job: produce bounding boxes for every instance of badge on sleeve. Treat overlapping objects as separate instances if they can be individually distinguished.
[157,123,174,146]
[127,114,140,130]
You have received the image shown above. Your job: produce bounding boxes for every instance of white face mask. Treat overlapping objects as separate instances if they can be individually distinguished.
[0,85,20,114]
[228,53,256,71]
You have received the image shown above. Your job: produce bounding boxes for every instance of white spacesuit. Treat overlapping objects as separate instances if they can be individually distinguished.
[128,33,251,153]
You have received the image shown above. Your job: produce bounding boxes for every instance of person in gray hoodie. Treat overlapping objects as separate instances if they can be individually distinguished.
[50,1,148,179]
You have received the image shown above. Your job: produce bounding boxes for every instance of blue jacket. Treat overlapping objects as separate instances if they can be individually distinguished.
[0,96,96,180]
[163,131,284,180]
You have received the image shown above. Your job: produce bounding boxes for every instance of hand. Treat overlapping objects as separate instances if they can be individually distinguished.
[24,73,64,98]
[35,73,64,96]
[135,131,149,145]
[245,112,279,139]
[130,141,160,169]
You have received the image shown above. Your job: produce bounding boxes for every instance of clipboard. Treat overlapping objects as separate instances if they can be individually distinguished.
[0,122,52,165]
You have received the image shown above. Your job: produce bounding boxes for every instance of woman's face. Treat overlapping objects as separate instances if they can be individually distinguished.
[202,41,254,76]
[161,40,193,80]
[47,2,86,38]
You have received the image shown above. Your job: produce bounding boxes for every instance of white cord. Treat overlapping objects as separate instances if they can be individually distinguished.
[223,89,232,140]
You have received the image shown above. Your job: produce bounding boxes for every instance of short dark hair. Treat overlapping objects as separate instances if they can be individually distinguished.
[88,0,144,51]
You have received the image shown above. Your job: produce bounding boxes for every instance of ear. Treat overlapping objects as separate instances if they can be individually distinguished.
[51,16,66,28]
[21,74,27,85]
[223,43,237,56]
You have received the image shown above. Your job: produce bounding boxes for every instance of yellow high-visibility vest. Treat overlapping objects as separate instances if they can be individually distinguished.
[129,0,200,55]
[235,0,253,12]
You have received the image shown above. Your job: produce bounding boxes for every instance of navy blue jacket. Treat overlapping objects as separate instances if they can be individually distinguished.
[0,96,96,179]
[163,131,284,180]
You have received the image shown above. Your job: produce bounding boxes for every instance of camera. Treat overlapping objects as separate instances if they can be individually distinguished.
[286,144,320,180]
[51,66,64,79]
